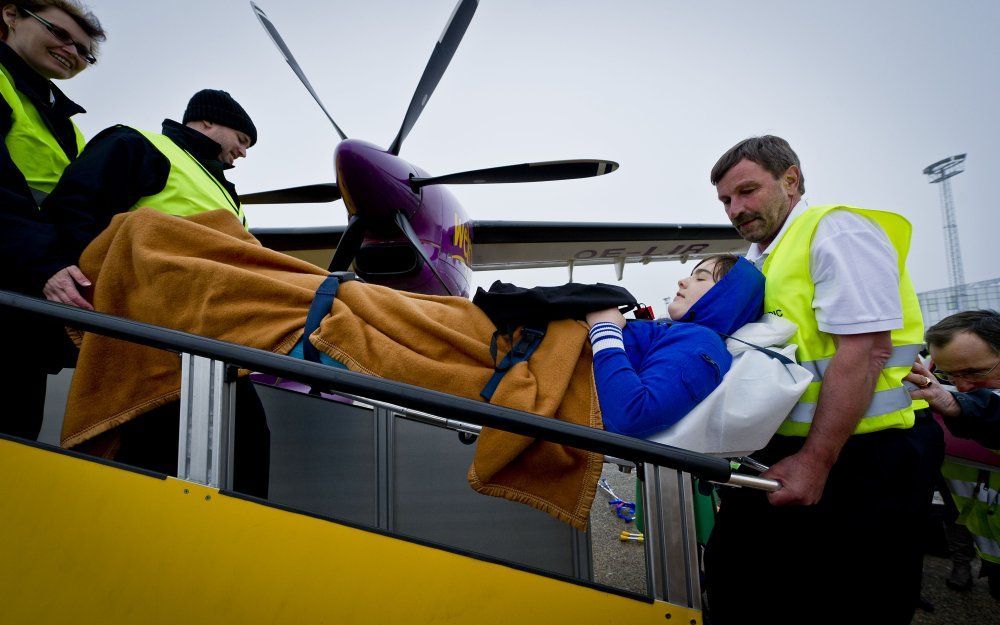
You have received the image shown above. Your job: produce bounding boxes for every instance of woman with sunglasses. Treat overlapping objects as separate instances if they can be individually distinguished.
[0,0,105,440]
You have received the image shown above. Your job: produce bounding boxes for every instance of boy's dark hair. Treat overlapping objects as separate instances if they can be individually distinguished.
[694,253,739,283]
[710,135,805,194]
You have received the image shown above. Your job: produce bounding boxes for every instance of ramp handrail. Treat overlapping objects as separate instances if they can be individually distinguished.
[1,290,736,483]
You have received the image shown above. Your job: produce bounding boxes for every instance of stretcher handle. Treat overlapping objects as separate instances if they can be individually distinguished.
[603,455,782,492]
[715,473,782,492]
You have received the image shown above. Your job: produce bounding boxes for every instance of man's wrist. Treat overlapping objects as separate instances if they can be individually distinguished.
[799,438,840,471]
[937,391,963,419]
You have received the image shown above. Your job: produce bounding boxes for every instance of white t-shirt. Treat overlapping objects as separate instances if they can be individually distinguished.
[746,200,902,335]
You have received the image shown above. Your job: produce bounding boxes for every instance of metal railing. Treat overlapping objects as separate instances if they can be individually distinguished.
[1,290,779,608]
[1,290,752,482]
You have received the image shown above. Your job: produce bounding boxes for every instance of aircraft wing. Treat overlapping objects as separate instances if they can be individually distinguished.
[251,221,746,273]
[250,225,345,268]
[468,221,745,271]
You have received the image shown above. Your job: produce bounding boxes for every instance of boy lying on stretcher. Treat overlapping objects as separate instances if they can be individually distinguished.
[60,209,800,528]
[586,254,764,438]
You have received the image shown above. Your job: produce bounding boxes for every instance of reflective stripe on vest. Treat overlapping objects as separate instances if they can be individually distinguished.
[0,66,84,199]
[798,343,924,381]
[788,386,912,424]
[761,205,926,437]
[134,129,247,228]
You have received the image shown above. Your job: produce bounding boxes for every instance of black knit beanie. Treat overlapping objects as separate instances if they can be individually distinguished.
[182,89,257,146]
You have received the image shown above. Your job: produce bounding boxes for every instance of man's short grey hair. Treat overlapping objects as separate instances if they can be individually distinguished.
[710,135,806,194]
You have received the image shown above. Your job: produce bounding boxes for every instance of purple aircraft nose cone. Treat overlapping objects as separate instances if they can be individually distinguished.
[335,139,420,231]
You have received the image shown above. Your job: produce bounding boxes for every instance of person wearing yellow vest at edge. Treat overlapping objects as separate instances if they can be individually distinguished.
[908,310,1000,599]
[0,0,104,441]
[38,89,270,500]
[701,136,944,625]
[41,88,255,308]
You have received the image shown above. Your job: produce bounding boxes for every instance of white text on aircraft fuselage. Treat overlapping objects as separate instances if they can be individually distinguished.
[573,243,711,259]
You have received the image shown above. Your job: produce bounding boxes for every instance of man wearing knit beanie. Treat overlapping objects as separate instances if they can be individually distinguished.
[182,89,257,165]
[41,86,257,281]
[36,89,271,499]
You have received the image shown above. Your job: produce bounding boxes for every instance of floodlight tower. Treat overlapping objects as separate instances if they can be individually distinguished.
[923,154,967,305]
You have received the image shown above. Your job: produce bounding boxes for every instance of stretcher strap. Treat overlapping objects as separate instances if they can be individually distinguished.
[480,323,547,402]
[651,320,795,366]
[302,273,354,363]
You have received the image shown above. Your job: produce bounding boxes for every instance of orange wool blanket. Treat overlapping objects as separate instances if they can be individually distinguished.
[63,208,603,530]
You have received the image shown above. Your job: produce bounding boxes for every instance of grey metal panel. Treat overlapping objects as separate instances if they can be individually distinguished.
[391,417,589,578]
[642,465,701,609]
[40,369,73,446]
[177,355,231,488]
[256,384,378,526]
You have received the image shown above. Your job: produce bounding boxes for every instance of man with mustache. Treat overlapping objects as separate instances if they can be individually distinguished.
[703,135,938,624]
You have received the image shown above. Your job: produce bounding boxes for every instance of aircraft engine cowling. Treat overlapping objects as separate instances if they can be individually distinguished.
[334,139,421,233]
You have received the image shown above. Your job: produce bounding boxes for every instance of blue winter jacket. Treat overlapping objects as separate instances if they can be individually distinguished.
[593,257,765,437]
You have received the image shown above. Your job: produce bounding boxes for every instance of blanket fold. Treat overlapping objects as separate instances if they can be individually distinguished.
[64,208,602,529]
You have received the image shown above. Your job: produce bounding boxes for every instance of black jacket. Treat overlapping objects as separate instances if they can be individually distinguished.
[0,42,84,293]
[42,119,239,271]
[947,388,1000,449]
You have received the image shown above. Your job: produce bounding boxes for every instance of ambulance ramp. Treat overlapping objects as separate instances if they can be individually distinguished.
[0,291,778,623]
[0,436,702,625]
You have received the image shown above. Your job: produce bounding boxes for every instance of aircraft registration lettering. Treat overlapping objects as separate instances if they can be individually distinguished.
[573,243,711,259]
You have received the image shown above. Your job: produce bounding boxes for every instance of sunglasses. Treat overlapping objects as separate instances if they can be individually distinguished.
[20,8,96,65]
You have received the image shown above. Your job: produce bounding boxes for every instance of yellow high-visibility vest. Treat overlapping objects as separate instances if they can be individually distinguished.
[0,66,85,200]
[762,205,925,436]
[134,129,246,228]
[942,458,1000,564]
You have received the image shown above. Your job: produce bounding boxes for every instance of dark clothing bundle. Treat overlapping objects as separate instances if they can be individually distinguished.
[471,280,638,402]
[472,280,638,332]
[42,119,238,270]
[948,388,1000,449]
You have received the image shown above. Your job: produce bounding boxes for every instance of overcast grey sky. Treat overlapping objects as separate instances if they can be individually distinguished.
[66,0,998,310]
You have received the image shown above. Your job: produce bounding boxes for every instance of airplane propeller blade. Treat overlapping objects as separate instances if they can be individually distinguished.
[250,2,348,141]
[394,212,453,295]
[387,0,478,155]
[408,159,619,189]
[240,183,342,205]
[328,215,366,272]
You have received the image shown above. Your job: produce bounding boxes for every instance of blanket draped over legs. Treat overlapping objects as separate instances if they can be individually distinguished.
[62,208,603,530]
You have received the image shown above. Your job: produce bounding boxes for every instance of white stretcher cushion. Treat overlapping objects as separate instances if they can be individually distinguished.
[646,314,812,457]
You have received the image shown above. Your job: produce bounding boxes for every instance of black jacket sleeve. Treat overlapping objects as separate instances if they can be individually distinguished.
[40,125,170,271]
[946,389,1000,449]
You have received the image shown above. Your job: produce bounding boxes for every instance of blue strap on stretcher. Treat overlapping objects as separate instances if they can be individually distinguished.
[302,273,354,363]
[653,320,795,366]
[480,323,547,402]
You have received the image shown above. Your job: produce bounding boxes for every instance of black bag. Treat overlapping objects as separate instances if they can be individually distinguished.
[472,281,639,333]
[472,281,638,402]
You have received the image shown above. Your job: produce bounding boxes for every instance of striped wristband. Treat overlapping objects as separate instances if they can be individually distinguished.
[589,322,625,354]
